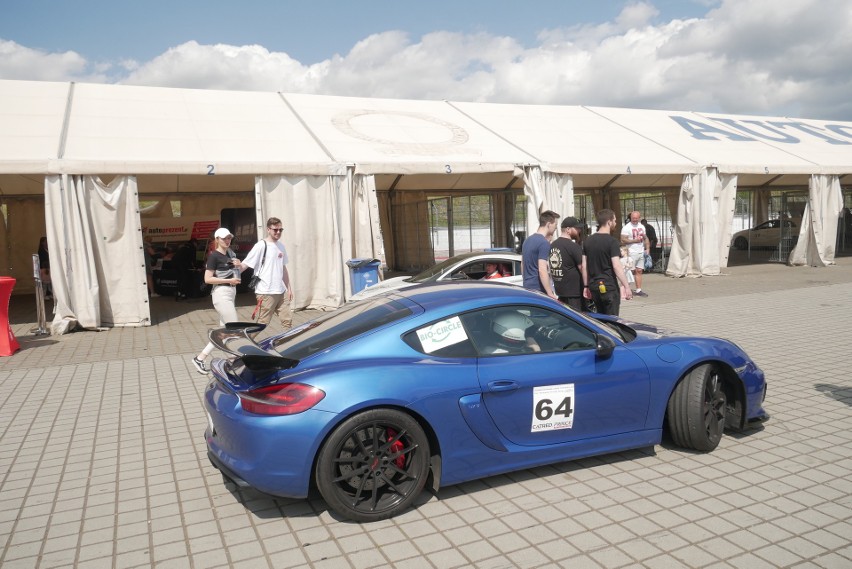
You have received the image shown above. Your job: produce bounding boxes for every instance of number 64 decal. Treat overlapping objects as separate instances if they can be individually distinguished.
[531,384,575,431]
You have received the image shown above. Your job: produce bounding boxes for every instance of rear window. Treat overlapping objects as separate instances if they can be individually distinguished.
[271,297,413,359]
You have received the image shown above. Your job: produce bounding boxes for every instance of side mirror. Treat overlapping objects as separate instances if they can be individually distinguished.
[595,334,616,359]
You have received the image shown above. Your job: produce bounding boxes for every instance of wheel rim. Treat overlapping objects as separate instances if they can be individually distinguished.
[703,372,726,439]
[329,420,423,516]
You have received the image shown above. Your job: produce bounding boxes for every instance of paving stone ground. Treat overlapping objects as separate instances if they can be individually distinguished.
[2,258,851,568]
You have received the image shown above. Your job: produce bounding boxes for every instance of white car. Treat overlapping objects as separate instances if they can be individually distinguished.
[349,251,522,301]
[731,219,799,250]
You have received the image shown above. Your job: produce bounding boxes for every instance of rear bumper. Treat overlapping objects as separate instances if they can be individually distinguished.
[208,450,251,488]
[204,380,339,499]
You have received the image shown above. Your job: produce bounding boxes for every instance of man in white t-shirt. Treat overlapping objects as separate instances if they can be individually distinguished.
[620,211,650,297]
[241,217,293,329]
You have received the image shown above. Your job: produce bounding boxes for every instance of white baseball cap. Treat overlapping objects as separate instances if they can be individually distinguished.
[214,227,233,239]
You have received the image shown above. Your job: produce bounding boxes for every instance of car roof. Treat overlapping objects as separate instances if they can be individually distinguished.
[391,281,543,311]
[446,251,521,262]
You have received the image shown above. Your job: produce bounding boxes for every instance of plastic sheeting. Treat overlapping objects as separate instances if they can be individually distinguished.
[788,175,845,267]
[45,175,149,333]
[254,173,383,311]
[521,166,574,235]
[667,169,738,277]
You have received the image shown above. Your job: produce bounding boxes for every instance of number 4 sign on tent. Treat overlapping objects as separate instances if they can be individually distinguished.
[531,384,575,432]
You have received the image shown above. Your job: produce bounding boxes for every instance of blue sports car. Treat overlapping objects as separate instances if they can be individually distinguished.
[204,282,768,522]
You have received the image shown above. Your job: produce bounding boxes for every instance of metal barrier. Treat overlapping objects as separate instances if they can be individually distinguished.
[31,254,49,336]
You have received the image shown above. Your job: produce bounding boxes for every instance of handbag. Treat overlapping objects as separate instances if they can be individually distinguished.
[644,252,654,271]
[248,241,266,290]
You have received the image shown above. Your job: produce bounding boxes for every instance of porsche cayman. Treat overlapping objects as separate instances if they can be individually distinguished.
[203,282,768,522]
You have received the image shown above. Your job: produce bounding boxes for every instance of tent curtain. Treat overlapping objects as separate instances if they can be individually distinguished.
[491,192,515,249]
[788,175,844,267]
[753,188,771,225]
[715,174,738,270]
[611,199,623,228]
[45,175,149,334]
[344,171,384,296]
[256,174,353,309]
[387,190,433,271]
[376,191,395,269]
[665,189,680,226]
[521,166,574,235]
[351,173,384,261]
[666,169,737,277]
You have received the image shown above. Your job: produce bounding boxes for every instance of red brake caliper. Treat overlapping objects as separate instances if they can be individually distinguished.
[386,428,405,468]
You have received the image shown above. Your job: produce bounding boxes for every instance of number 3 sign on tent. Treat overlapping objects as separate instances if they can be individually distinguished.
[531,384,575,432]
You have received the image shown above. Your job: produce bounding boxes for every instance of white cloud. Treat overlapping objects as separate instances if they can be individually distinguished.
[0,39,110,83]
[0,0,850,120]
[122,41,321,92]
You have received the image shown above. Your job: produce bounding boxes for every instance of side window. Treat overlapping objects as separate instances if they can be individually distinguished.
[462,305,597,356]
[403,315,477,358]
[462,261,488,280]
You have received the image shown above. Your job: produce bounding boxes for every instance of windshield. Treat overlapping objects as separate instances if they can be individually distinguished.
[569,309,636,342]
[271,296,414,359]
[409,256,468,283]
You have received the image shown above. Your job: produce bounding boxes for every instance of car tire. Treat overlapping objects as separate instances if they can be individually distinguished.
[733,236,748,250]
[316,409,430,522]
[666,363,726,452]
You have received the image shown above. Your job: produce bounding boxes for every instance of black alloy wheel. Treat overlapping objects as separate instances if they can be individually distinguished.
[667,363,726,452]
[316,409,430,522]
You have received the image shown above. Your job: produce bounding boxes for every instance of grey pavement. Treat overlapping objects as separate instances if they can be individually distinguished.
[1,259,851,568]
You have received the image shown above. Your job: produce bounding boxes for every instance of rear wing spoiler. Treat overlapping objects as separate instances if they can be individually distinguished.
[209,322,299,374]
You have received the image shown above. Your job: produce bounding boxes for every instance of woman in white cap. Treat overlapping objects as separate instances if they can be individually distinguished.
[192,227,242,374]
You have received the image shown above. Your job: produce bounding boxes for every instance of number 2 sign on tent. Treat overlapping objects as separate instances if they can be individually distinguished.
[531,384,575,432]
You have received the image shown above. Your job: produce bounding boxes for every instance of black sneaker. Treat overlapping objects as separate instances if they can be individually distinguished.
[191,356,209,375]
[635,290,648,297]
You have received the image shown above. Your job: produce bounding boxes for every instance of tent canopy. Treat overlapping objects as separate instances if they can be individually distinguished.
[0,79,849,328]
[2,79,851,194]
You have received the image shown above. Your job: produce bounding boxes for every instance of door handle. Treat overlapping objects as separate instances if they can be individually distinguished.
[487,380,519,392]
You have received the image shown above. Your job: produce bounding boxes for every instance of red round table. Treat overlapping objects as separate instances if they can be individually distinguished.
[0,276,20,356]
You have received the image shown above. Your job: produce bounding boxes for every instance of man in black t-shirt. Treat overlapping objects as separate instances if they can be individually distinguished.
[549,216,586,311]
[582,209,632,316]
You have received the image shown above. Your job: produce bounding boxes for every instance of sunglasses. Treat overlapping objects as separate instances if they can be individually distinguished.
[269,228,283,233]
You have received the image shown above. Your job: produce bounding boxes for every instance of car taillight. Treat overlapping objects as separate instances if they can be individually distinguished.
[238,383,325,416]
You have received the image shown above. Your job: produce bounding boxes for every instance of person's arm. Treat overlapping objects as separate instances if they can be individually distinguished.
[525,336,542,352]
[581,255,591,300]
[241,242,260,270]
[283,265,293,300]
[537,259,557,299]
[612,256,633,300]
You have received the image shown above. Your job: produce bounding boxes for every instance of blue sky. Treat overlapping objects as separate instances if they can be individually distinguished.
[1,0,710,64]
[2,0,851,120]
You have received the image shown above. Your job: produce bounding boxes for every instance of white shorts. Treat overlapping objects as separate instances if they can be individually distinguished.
[628,250,645,272]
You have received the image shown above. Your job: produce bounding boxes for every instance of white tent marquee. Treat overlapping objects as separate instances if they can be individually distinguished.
[0,79,849,333]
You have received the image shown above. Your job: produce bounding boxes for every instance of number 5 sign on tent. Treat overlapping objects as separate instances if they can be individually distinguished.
[531,384,575,432]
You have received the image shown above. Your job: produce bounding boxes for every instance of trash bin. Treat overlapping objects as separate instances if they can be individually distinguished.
[346,258,381,294]
[0,276,20,356]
